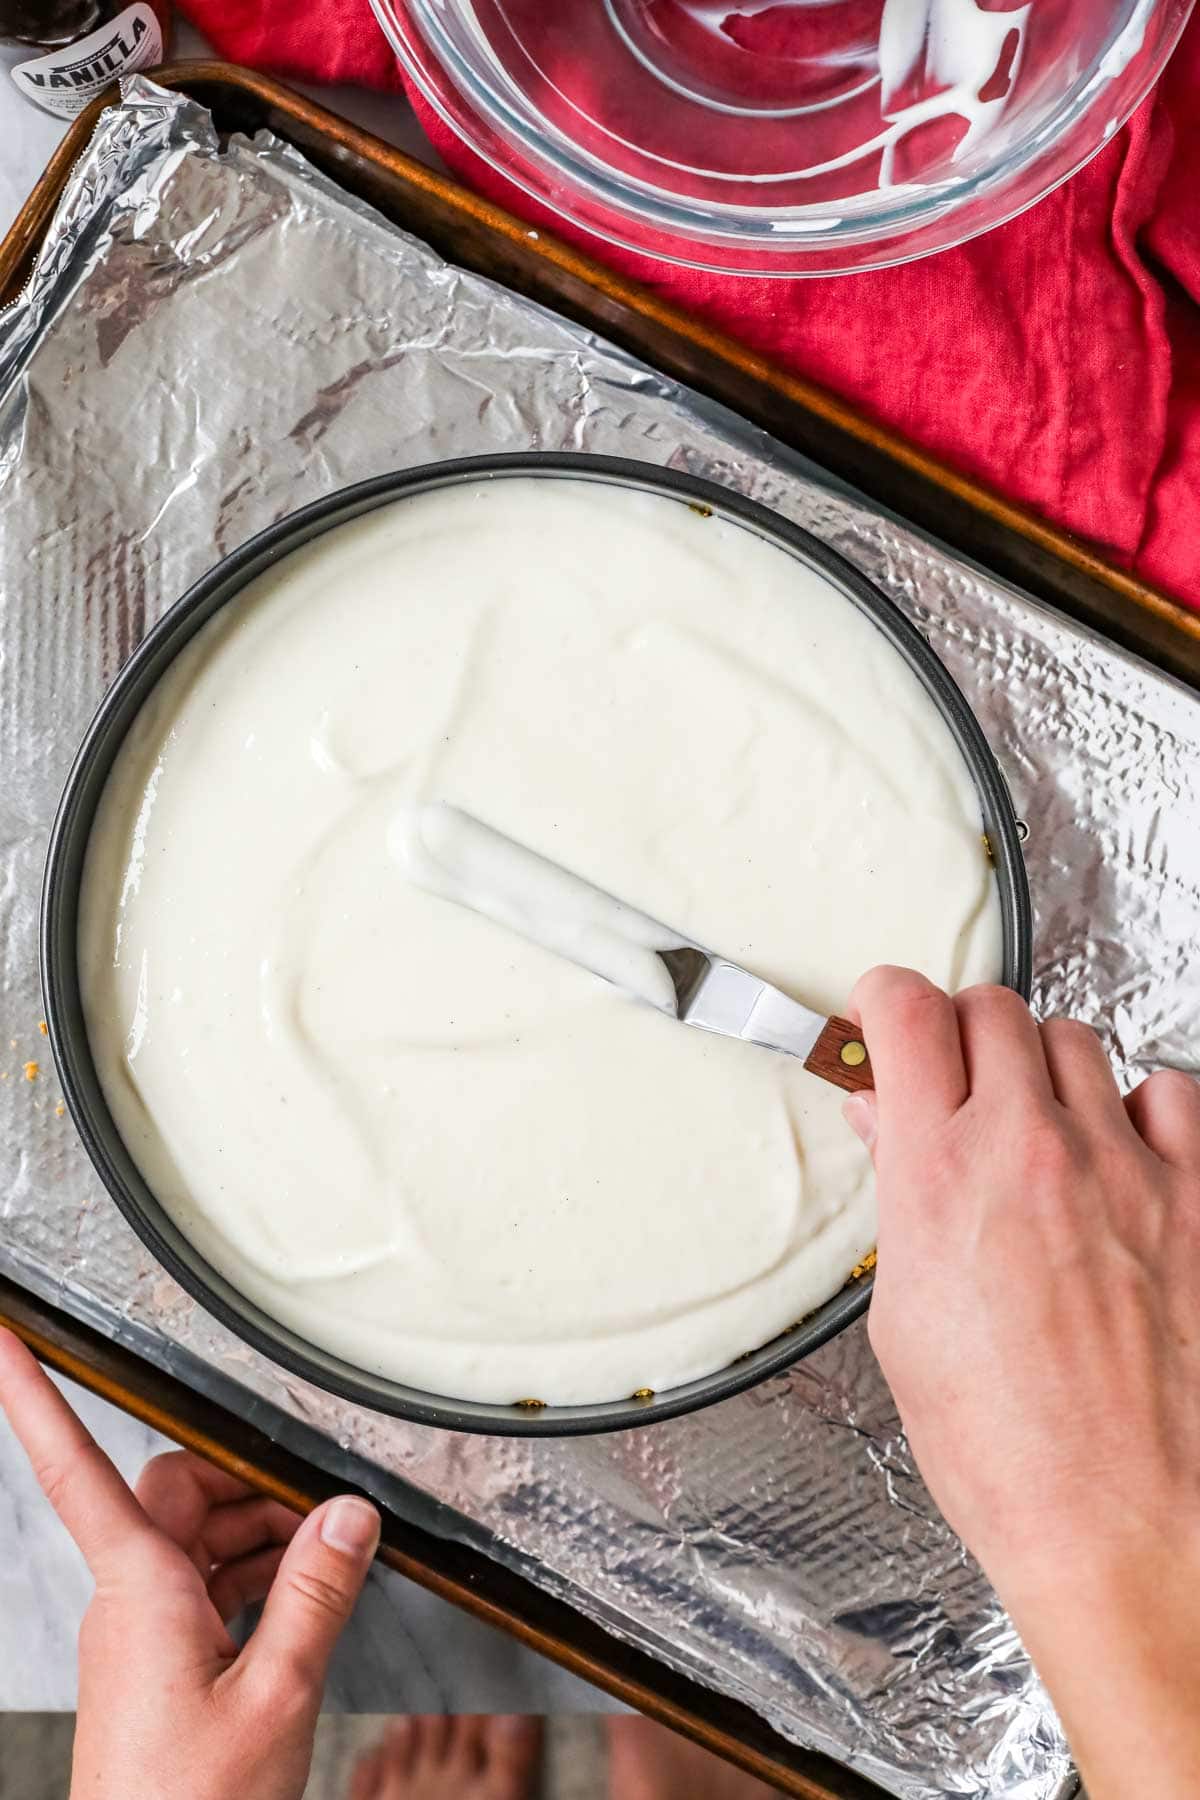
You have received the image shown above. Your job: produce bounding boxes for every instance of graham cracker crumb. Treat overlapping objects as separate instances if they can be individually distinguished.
[23,1061,39,1082]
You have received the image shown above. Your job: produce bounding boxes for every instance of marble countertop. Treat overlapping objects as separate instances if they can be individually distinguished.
[0,1367,616,1709]
[0,33,616,1716]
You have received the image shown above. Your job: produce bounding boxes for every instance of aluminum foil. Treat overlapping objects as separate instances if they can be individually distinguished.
[4,77,1198,1800]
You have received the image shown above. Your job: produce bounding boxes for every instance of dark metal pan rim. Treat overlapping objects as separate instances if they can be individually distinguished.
[41,452,1032,1437]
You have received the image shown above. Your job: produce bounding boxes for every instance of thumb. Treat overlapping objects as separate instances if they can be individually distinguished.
[246,1494,379,1697]
[842,1091,878,1157]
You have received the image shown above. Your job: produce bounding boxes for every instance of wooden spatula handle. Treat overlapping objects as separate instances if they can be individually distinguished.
[803,1015,873,1094]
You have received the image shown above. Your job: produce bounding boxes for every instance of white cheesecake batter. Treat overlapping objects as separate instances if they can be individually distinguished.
[79,477,1003,1405]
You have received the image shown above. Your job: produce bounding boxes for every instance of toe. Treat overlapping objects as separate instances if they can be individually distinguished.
[422,1715,454,1765]
[381,1717,417,1782]
[482,1716,543,1799]
[444,1715,488,1777]
[348,1745,383,1800]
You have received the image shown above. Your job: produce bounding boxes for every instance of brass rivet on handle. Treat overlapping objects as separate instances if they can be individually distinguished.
[840,1040,867,1068]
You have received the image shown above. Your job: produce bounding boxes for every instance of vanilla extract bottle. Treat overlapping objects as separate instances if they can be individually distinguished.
[2,0,171,117]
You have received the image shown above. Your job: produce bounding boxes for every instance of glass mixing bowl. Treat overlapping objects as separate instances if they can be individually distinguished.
[372,0,1194,275]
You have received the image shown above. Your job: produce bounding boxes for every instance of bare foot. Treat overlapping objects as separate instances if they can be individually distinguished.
[608,1716,785,1799]
[348,1716,542,1800]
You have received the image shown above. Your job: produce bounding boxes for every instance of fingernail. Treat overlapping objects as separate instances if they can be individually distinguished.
[320,1495,380,1556]
[842,1092,878,1150]
[497,1715,530,1738]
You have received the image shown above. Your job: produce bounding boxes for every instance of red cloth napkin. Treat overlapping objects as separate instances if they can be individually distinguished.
[180,0,1200,611]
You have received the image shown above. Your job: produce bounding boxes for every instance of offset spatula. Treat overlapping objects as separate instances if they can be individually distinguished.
[396,804,873,1095]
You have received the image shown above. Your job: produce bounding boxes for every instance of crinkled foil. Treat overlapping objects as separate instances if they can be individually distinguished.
[4,78,1198,1800]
